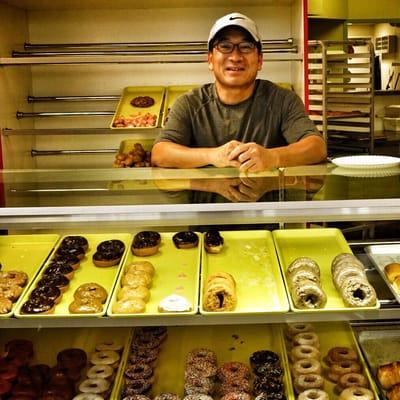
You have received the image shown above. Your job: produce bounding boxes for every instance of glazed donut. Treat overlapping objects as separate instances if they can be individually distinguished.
[112,298,146,314]
[0,284,23,301]
[0,297,12,314]
[294,373,324,393]
[328,361,362,382]
[69,298,103,314]
[339,277,377,307]
[87,364,114,380]
[0,270,28,287]
[132,231,161,257]
[298,389,329,400]
[118,285,150,302]
[73,394,103,400]
[61,235,89,252]
[125,363,153,380]
[186,348,217,365]
[338,387,374,400]
[122,379,152,395]
[79,377,110,394]
[95,341,123,353]
[290,279,327,309]
[291,345,321,362]
[90,350,120,367]
[335,373,369,393]
[250,350,280,369]
[287,257,320,277]
[21,297,55,314]
[292,358,322,377]
[57,348,87,369]
[122,272,152,288]
[74,283,108,303]
[217,361,251,381]
[126,261,155,277]
[293,332,320,348]
[328,347,358,363]
[220,394,251,400]
[173,231,199,249]
[286,323,315,339]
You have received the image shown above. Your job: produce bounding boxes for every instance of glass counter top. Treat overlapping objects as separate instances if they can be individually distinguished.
[1,163,400,228]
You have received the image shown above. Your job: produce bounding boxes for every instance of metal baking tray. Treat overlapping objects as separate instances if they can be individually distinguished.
[365,244,400,304]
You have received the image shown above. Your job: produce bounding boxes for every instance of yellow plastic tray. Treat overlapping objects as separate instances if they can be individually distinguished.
[162,84,198,127]
[0,234,59,318]
[15,233,131,318]
[199,230,289,315]
[113,324,295,398]
[107,231,201,317]
[272,228,380,312]
[0,327,132,399]
[110,86,165,129]
[282,322,379,400]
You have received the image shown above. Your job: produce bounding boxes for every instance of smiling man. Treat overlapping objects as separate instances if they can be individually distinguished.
[151,12,327,172]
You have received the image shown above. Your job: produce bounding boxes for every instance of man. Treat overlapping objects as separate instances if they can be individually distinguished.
[151,12,326,172]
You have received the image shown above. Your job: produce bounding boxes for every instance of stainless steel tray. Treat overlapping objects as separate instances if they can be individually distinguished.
[365,244,400,304]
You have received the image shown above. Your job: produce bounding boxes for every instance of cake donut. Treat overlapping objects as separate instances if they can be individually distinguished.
[87,364,114,380]
[173,231,199,249]
[335,372,369,393]
[292,358,322,377]
[73,394,104,400]
[132,231,161,256]
[204,230,224,253]
[291,345,321,362]
[79,377,110,394]
[338,386,374,400]
[329,361,361,382]
[126,261,155,277]
[340,277,377,307]
[293,332,320,348]
[118,285,150,302]
[290,279,327,309]
[69,297,103,314]
[298,389,329,400]
[294,373,324,393]
[287,257,320,277]
[286,323,315,339]
[203,272,237,312]
[217,362,251,381]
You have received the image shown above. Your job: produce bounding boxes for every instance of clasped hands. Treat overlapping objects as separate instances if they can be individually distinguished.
[211,140,277,172]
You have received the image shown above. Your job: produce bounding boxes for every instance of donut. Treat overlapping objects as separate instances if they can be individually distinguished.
[0,298,12,314]
[73,394,104,400]
[122,271,152,288]
[69,298,103,314]
[217,362,251,381]
[298,389,329,400]
[329,361,362,382]
[384,262,400,282]
[132,231,161,256]
[183,395,213,400]
[287,257,320,277]
[126,261,155,277]
[219,380,252,394]
[74,283,108,303]
[95,341,123,353]
[154,394,181,400]
[97,239,125,255]
[113,298,146,313]
[0,270,28,287]
[61,235,89,252]
[129,347,159,365]
[121,395,151,400]
[55,245,85,260]
[327,347,358,363]
[332,253,364,270]
[253,376,284,394]
[286,323,315,339]
[118,285,150,302]
[44,261,75,280]
[5,339,34,358]
[290,279,327,309]
[292,358,322,377]
[21,297,55,314]
[333,268,366,290]
[203,272,237,312]
[289,267,321,287]
[130,96,155,108]
[30,285,61,305]
[0,284,23,301]
[122,379,152,395]
[204,230,224,253]
[53,254,80,270]
[338,387,374,400]
[79,377,110,394]
[37,273,70,292]
[125,364,153,380]
[294,373,324,393]
[172,231,199,249]
[158,294,192,312]
[255,393,286,400]
[90,350,120,367]
[86,364,114,381]
[57,348,87,369]
[133,334,164,350]
[254,364,284,380]
[92,250,122,267]
[184,372,214,392]
[250,350,280,369]
[290,345,321,362]
[186,359,217,378]
[293,332,320,348]
[335,373,369,393]
[220,394,251,400]
[339,277,377,307]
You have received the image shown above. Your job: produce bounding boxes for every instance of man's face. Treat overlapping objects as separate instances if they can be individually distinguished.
[207,27,263,91]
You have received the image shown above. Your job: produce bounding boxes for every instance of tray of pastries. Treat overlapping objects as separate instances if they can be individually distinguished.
[114,324,294,398]
[199,230,289,315]
[15,233,130,318]
[283,321,379,400]
[365,244,400,304]
[107,230,201,317]
[355,327,400,400]
[111,86,165,129]
[273,228,379,312]
[112,139,153,169]
[0,326,131,399]
[0,234,59,318]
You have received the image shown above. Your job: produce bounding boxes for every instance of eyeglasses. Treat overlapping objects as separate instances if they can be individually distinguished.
[214,40,257,54]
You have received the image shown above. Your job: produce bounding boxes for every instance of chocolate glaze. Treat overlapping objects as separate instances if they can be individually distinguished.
[52,254,80,268]
[250,350,280,369]
[254,365,284,380]
[93,251,121,261]
[21,297,55,314]
[132,231,161,249]
[172,231,199,248]
[30,285,61,303]
[55,246,84,259]
[97,239,125,255]
[204,230,224,247]
[60,235,88,251]
[37,273,69,290]
[57,348,87,369]
[44,262,74,277]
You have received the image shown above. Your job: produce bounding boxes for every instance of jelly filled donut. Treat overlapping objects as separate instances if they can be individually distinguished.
[204,230,224,253]
[173,231,199,249]
[132,231,161,257]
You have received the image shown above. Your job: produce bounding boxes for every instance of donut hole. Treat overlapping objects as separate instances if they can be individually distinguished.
[301,361,313,369]
[339,349,350,355]
[353,389,366,396]
[301,348,312,355]
[306,390,321,399]
[305,376,317,383]
[217,293,225,308]
[353,289,365,300]
[305,294,318,305]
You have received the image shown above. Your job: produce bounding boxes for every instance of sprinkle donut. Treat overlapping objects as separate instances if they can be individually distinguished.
[217,361,251,381]
[125,363,153,381]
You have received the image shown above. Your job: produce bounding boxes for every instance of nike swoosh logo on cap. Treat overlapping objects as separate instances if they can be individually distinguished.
[229,16,245,20]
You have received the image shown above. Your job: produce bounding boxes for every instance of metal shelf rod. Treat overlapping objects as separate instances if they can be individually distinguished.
[31,149,117,156]
[28,95,120,102]
[16,111,114,119]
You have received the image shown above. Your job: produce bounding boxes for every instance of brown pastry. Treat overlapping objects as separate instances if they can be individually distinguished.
[131,231,161,257]
[73,283,108,303]
[203,272,237,311]
[69,297,103,314]
[388,383,400,400]
[130,96,155,108]
[378,361,400,389]
[385,263,400,283]
[204,230,224,254]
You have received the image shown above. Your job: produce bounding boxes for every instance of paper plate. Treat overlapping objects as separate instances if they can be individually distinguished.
[331,155,400,169]
[332,166,400,178]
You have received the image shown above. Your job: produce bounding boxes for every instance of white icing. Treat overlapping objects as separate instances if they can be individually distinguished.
[158,294,192,312]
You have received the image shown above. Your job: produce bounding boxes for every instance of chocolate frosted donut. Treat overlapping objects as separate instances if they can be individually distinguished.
[57,348,87,369]
[43,262,74,280]
[30,285,61,304]
[254,376,284,394]
[250,350,280,369]
[53,254,80,270]
[204,230,224,253]
[61,235,88,251]
[254,365,284,380]
[97,239,125,256]
[132,231,161,256]
[37,273,70,291]
[55,245,85,260]
[124,363,153,381]
[21,297,55,314]
[130,96,155,108]
[173,231,199,249]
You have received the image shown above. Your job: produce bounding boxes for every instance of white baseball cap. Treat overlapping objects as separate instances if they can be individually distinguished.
[208,12,262,48]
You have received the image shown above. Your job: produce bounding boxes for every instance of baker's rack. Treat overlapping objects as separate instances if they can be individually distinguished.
[308,40,375,155]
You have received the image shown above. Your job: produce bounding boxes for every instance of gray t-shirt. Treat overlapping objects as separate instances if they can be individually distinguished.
[156,79,321,148]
